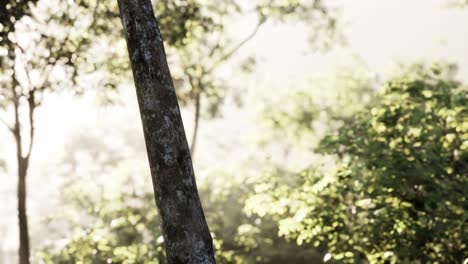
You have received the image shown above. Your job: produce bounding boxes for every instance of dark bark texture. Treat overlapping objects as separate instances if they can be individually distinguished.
[116,1,215,263]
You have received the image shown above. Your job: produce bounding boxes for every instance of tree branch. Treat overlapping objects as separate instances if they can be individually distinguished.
[16,44,34,91]
[0,117,14,133]
[11,65,24,161]
[190,91,201,158]
[208,20,264,71]
[25,90,35,160]
[185,69,203,158]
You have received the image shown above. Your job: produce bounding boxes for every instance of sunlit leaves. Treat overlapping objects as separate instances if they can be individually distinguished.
[249,63,468,263]
[41,166,323,263]
[39,186,165,264]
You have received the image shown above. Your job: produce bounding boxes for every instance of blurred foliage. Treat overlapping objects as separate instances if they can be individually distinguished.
[0,159,5,171]
[38,182,166,264]
[0,0,39,47]
[38,171,324,263]
[0,0,124,115]
[255,0,343,49]
[52,0,341,115]
[259,66,377,147]
[1,0,200,107]
[37,62,467,263]
[164,0,342,118]
[246,63,468,263]
[448,0,468,7]
[0,0,343,154]
[40,65,373,263]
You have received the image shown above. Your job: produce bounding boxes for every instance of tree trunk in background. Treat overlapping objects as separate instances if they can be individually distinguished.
[117,1,216,263]
[13,103,30,264]
[10,49,31,264]
[13,107,30,264]
[17,158,29,264]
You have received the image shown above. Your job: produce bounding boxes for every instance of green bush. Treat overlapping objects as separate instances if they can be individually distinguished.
[247,63,467,263]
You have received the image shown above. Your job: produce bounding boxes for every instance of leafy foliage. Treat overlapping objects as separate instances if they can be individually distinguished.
[39,185,165,264]
[167,0,342,118]
[0,0,39,47]
[38,170,325,263]
[260,66,376,146]
[70,0,341,115]
[247,63,468,263]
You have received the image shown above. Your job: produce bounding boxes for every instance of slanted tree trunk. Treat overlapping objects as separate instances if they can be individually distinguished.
[116,1,215,263]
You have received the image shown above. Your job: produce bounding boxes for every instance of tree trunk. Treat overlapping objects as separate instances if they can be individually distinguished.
[13,105,30,264]
[116,1,216,263]
[17,158,29,264]
[10,56,31,264]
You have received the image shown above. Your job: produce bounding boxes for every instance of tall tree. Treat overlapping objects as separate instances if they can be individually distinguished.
[1,3,40,262]
[117,1,215,263]
[0,1,117,262]
[176,0,342,157]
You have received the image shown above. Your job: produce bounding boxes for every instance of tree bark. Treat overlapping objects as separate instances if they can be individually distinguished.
[10,55,31,264]
[13,94,31,264]
[116,1,216,263]
[17,158,29,264]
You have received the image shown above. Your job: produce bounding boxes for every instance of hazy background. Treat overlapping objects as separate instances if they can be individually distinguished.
[1,0,467,263]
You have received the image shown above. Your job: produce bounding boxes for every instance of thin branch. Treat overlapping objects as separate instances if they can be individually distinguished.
[185,70,202,157]
[207,33,223,58]
[16,37,37,160]
[16,44,34,90]
[190,92,201,157]
[184,19,265,156]
[11,66,23,161]
[25,90,36,160]
[207,13,226,58]
[208,20,264,72]
[0,117,14,133]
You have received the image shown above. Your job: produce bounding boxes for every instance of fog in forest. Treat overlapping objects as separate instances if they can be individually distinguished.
[1,0,467,263]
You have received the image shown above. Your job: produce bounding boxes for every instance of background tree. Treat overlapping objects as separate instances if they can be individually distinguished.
[173,0,343,156]
[0,1,99,262]
[1,0,218,262]
[70,0,342,157]
[0,1,38,261]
